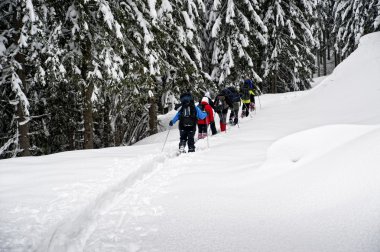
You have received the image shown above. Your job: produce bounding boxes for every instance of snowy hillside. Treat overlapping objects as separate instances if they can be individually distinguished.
[1,32,380,252]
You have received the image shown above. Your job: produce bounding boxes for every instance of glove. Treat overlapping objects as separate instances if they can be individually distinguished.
[169,121,173,127]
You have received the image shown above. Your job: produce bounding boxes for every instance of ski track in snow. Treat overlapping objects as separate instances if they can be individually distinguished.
[35,85,319,252]
[36,138,214,252]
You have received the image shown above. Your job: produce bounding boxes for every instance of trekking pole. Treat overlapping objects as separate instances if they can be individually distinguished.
[161,126,172,152]
[205,116,210,148]
[257,95,262,109]
[255,87,262,110]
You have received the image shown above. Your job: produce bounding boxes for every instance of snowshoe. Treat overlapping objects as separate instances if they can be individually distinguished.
[177,146,186,155]
[250,103,256,111]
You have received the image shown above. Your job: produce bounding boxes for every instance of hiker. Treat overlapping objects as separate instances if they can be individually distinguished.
[240,79,256,118]
[200,91,215,110]
[197,97,215,139]
[214,92,229,132]
[169,92,207,153]
[199,91,217,135]
[223,86,240,126]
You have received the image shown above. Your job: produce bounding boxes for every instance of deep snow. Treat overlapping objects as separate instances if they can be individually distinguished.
[1,32,380,252]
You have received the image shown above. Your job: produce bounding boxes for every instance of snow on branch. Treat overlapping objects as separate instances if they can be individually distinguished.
[182,11,196,30]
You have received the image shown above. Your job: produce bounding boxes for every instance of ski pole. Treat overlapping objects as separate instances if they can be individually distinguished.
[257,95,262,109]
[161,126,172,152]
[205,116,210,148]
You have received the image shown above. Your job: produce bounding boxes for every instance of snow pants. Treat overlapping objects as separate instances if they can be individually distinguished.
[197,124,208,139]
[179,129,196,152]
[242,102,250,117]
[217,111,228,132]
[210,121,217,135]
[229,102,240,125]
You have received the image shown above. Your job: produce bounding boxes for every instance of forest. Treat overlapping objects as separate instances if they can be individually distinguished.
[1,0,379,158]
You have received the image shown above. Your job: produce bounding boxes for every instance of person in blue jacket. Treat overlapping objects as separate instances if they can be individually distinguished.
[169,92,207,153]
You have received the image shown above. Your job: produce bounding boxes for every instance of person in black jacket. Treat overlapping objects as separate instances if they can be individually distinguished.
[169,92,207,153]
[214,93,229,132]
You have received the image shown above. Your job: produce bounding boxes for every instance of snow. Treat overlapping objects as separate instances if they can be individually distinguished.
[211,17,221,38]
[1,32,380,251]
[182,11,195,30]
[25,0,36,23]
[0,36,6,56]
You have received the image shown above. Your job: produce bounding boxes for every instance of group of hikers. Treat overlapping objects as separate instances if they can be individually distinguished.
[168,79,261,153]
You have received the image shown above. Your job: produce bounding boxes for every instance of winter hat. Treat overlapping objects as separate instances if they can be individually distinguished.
[201,97,209,103]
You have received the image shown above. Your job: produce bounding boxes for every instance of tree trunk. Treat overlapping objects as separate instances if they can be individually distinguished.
[149,94,158,135]
[13,5,30,156]
[83,82,94,149]
[327,31,331,61]
[16,102,31,156]
[323,30,327,76]
[271,69,278,94]
[317,49,321,77]
[81,39,94,149]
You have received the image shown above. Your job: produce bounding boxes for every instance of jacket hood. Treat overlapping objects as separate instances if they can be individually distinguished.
[201,97,209,104]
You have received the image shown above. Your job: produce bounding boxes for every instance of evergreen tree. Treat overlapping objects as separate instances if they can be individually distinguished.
[206,0,268,87]
[333,0,380,60]
[156,0,207,95]
[55,0,125,149]
[314,0,334,76]
[262,0,316,93]
[0,0,49,157]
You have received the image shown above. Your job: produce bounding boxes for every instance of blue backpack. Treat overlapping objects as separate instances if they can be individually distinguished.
[244,79,254,89]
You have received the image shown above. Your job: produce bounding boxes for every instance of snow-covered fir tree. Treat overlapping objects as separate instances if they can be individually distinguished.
[314,0,335,76]
[2,0,380,159]
[262,0,316,93]
[333,0,380,60]
[206,0,267,87]
[0,0,50,157]
[55,0,125,149]
[156,0,207,95]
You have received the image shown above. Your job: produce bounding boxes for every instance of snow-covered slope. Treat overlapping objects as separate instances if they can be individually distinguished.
[1,32,380,252]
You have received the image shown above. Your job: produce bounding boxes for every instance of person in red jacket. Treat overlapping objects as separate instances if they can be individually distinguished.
[197,97,214,139]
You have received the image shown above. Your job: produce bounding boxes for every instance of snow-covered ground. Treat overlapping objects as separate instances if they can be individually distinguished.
[1,32,380,252]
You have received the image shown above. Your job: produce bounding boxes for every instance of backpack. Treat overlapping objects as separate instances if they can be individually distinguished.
[241,82,250,100]
[198,103,205,112]
[244,79,254,89]
[223,87,240,103]
[180,93,193,107]
[215,95,228,112]
[180,104,197,128]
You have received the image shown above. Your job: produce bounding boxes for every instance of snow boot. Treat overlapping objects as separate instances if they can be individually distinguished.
[250,102,255,111]
[178,145,186,154]
[198,133,203,139]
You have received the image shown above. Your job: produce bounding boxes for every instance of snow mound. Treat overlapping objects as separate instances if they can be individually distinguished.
[261,124,379,174]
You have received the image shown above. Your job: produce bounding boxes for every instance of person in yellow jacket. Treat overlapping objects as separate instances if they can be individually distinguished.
[240,79,255,118]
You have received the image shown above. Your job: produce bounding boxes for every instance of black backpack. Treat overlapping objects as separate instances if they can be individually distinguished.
[215,95,228,112]
[241,82,250,100]
[223,87,240,103]
[179,104,197,128]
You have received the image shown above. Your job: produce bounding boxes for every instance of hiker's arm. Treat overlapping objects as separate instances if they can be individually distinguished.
[195,106,207,120]
[171,111,180,124]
